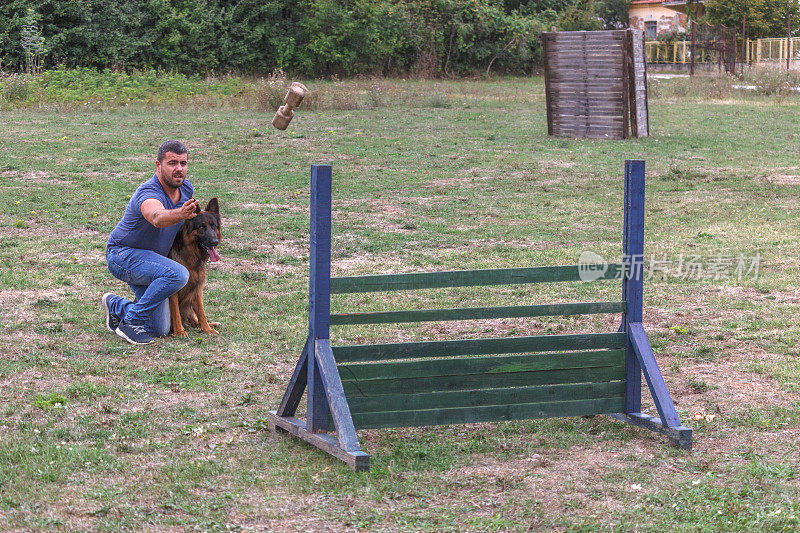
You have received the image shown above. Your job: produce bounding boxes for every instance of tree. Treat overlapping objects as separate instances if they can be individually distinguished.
[596,0,631,29]
[706,0,800,39]
[20,8,45,73]
[559,0,603,31]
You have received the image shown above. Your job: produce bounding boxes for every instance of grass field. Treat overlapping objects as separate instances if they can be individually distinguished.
[1,76,799,531]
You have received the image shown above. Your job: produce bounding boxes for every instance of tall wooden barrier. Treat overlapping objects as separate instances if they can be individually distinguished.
[543,30,649,140]
[269,161,690,471]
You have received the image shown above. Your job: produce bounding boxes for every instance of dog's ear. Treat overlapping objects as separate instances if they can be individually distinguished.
[205,197,219,215]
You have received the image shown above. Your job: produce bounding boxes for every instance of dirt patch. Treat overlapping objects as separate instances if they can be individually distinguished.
[338,196,440,209]
[447,445,631,520]
[718,285,800,304]
[425,237,555,253]
[541,159,577,169]
[676,349,800,413]
[1,170,75,186]
[120,154,155,163]
[412,316,618,341]
[353,164,392,173]
[267,203,307,213]
[219,216,241,228]
[0,222,105,240]
[31,249,106,266]
[332,253,406,276]
[0,367,46,392]
[0,288,65,324]
[425,175,498,189]
[239,203,305,214]
[765,174,800,186]
[217,258,298,277]
[271,239,305,259]
[335,197,442,233]
[242,239,306,262]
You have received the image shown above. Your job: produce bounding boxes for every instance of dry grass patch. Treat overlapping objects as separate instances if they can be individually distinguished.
[541,159,577,169]
[762,173,800,186]
[216,258,298,278]
[425,174,499,189]
[1,170,76,186]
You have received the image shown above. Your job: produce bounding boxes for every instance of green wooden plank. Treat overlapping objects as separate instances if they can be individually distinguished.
[340,365,626,396]
[339,349,625,382]
[347,380,626,414]
[329,301,626,325]
[350,396,626,429]
[330,264,624,293]
[332,332,627,363]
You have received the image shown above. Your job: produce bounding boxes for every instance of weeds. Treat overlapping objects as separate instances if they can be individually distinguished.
[686,376,717,393]
[649,67,800,101]
[1,66,248,109]
[255,68,291,111]
[3,67,488,111]
[648,71,734,100]
[5,65,800,113]
[0,73,33,102]
[740,66,800,99]
[32,392,68,409]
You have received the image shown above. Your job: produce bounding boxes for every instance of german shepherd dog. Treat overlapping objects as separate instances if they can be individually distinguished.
[168,198,221,336]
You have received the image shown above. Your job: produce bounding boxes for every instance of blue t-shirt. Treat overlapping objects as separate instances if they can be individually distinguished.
[107,174,194,256]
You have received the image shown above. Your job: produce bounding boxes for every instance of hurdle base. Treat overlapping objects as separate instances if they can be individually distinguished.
[609,412,692,451]
[268,411,370,472]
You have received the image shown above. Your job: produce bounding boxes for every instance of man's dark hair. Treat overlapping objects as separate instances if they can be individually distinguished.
[157,140,188,162]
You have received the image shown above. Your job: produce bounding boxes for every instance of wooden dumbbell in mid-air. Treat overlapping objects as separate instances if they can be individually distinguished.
[272,82,308,130]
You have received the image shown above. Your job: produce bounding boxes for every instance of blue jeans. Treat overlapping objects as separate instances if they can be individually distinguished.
[105,245,190,337]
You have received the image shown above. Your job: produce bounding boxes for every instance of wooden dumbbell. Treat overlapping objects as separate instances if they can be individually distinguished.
[272,82,308,130]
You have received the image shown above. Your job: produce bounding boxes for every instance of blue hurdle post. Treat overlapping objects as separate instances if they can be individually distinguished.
[612,159,692,449]
[308,164,332,432]
[623,159,644,414]
[269,164,368,470]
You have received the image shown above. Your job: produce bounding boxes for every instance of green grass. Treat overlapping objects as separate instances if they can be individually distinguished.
[0,75,799,530]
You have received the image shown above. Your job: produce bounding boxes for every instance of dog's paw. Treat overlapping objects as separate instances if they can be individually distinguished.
[172,329,188,337]
[208,321,220,327]
[201,327,219,335]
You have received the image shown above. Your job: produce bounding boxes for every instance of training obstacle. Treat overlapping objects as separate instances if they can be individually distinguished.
[268,161,691,471]
[543,30,650,139]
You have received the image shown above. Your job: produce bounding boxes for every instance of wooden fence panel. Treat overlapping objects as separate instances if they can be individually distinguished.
[543,30,648,139]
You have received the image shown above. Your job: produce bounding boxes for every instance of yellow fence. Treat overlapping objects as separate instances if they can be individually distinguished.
[646,38,800,66]
[747,37,800,64]
[646,41,693,64]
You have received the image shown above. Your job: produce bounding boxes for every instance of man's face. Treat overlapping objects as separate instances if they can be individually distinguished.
[156,151,188,189]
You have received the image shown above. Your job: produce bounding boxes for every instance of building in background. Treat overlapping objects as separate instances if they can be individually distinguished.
[629,1,704,39]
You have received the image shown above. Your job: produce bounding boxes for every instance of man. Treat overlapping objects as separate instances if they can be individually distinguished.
[101,140,198,345]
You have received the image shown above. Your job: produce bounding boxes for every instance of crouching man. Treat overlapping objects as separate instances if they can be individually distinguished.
[101,140,198,345]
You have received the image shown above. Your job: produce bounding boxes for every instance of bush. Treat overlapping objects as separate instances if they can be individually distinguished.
[647,72,733,100]
[255,69,293,111]
[657,31,687,44]
[742,67,800,99]
[0,0,545,78]
[0,66,252,109]
[0,73,32,102]
[559,0,604,31]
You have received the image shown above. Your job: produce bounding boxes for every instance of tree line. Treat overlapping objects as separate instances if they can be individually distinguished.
[0,0,629,76]
[705,0,800,40]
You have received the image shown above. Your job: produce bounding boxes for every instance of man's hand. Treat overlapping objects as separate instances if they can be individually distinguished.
[179,198,199,220]
[141,198,199,228]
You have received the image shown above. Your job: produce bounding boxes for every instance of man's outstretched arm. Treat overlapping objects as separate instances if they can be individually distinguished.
[141,198,198,228]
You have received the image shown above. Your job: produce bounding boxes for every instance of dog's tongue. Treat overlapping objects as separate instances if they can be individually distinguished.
[209,247,221,262]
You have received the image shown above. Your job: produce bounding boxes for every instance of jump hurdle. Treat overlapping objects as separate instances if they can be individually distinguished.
[268,160,692,471]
